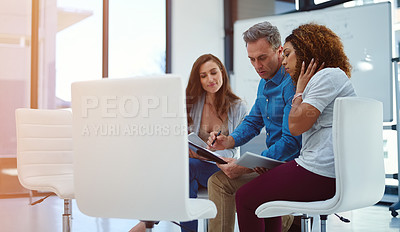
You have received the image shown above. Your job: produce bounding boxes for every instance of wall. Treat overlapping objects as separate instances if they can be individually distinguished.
[237,0,275,20]
[171,0,225,84]
[0,0,56,156]
[0,0,31,156]
[170,0,293,88]
[233,2,393,122]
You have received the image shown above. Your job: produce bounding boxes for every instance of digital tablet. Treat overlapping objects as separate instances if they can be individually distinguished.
[235,152,285,169]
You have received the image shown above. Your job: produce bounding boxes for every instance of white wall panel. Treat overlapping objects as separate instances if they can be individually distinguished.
[171,0,224,85]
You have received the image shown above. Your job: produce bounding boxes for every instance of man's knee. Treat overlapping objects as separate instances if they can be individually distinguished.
[208,171,226,188]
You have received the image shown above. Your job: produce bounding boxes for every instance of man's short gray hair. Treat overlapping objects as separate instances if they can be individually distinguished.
[242,21,281,50]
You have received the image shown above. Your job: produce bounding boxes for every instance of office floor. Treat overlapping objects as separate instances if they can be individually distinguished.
[1,157,400,232]
[0,195,399,232]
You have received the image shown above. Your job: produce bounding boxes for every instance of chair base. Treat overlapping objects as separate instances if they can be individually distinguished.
[197,187,209,232]
[390,200,400,217]
[203,219,208,232]
[63,199,72,232]
[301,214,312,232]
[320,215,327,232]
[300,215,327,232]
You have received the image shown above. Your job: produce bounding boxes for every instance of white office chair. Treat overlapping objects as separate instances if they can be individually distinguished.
[255,97,385,232]
[71,75,217,231]
[15,108,74,232]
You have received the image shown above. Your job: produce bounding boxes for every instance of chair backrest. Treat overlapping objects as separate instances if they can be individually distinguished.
[71,75,194,221]
[332,97,385,213]
[15,108,73,199]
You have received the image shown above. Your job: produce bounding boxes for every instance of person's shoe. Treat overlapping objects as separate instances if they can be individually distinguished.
[128,222,146,232]
[282,214,295,232]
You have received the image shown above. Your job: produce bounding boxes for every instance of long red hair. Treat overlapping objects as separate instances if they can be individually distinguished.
[186,54,240,126]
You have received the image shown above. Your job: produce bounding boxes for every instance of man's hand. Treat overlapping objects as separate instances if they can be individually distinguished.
[217,157,253,179]
[207,132,235,150]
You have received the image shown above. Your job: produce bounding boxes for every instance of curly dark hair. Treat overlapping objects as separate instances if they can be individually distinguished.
[285,23,352,85]
[186,54,240,126]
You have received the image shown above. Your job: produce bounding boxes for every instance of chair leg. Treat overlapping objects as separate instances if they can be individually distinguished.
[320,215,327,232]
[204,218,208,232]
[63,199,72,232]
[301,214,312,232]
[29,190,34,205]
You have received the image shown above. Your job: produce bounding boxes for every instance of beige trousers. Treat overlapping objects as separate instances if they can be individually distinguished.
[207,171,294,232]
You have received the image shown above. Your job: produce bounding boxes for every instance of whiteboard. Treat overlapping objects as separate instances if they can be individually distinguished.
[233,2,393,122]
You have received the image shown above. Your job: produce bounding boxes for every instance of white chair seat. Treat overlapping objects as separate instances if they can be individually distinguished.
[23,175,74,199]
[256,195,339,218]
[187,198,217,219]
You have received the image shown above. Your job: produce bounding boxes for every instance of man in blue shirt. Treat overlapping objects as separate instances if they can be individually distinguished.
[207,21,301,232]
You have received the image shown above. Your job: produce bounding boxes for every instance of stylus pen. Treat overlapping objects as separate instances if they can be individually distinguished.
[211,130,222,146]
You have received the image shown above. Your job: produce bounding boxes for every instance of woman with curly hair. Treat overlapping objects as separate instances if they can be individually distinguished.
[234,23,356,232]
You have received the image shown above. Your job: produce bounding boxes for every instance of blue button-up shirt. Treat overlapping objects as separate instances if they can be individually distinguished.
[230,66,301,161]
